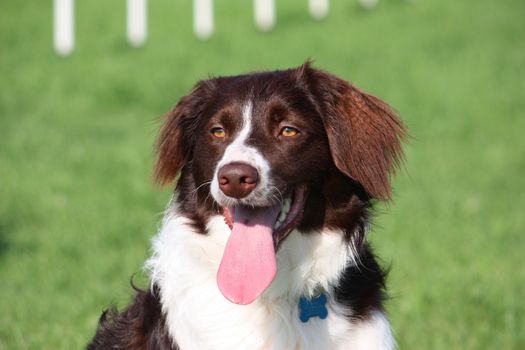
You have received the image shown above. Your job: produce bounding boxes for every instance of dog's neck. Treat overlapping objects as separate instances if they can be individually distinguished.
[148,205,355,300]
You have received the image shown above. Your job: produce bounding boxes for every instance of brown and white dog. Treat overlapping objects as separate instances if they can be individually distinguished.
[88,63,406,350]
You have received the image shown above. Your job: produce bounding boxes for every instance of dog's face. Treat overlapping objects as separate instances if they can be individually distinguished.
[154,63,405,304]
[193,74,332,209]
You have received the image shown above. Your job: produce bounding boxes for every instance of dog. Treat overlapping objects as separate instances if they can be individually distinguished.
[88,62,406,350]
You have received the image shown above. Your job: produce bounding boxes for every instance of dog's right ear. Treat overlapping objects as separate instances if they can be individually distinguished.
[154,80,216,185]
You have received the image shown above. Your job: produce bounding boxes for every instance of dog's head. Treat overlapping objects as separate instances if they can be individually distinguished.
[154,63,405,304]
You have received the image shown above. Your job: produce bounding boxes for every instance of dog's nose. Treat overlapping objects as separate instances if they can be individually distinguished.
[218,162,258,199]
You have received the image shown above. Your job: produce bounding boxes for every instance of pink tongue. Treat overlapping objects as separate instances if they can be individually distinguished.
[217,205,280,305]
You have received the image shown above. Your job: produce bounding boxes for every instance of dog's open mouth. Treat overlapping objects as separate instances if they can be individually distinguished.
[217,184,308,305]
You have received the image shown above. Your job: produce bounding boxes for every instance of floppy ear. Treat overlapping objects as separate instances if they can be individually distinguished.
[154,81,215,185]
[300,65,406,200]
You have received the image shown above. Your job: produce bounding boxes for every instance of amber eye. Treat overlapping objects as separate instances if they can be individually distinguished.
[211,127,226,139]
[280,126,299,137]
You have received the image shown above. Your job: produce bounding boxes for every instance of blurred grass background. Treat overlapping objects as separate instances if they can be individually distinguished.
[1,0,524,348]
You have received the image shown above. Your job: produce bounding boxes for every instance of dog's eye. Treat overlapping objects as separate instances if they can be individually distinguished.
[211,127,226,139]
[280,126,299,137]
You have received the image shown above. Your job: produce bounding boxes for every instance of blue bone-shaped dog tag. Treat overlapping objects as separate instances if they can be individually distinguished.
[299,293,328,323]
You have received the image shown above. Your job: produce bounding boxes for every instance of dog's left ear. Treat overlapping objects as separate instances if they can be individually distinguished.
[296,64,406,200]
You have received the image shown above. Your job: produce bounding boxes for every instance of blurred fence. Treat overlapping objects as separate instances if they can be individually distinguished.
[53,0,377,56]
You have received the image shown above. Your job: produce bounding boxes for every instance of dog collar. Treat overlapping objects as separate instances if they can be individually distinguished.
[299,293,328,323]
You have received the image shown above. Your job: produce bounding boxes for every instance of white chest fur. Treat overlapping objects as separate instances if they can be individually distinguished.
[147,210,394,350]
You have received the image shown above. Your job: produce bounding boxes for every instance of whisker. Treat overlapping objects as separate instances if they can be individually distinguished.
[270,186,284,206]
[190,180,212,199]
[270,193,281,206]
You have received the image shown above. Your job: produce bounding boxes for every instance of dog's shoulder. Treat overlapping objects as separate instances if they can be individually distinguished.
[86,285,176,350]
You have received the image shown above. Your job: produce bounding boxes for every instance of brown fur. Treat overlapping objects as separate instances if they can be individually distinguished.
[87,285,175,350]
[294,64,406,200]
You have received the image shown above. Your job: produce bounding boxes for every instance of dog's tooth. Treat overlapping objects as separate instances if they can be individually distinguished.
[278,209,287,222]
[283,198,291,213]
[275,197,292,228]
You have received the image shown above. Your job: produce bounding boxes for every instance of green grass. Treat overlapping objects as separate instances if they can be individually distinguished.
[1,0,524,348]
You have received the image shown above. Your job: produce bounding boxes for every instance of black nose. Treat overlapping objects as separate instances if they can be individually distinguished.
[218,162,259,199]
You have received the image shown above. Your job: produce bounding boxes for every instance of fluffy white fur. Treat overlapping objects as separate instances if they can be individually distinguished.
[146,208,395,350]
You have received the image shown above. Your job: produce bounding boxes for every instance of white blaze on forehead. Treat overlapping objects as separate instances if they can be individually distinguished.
[222,101,253,160]
[210,100,273,207]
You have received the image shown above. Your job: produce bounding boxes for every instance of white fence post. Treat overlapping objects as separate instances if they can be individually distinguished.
[53,0,75,56]
[359,0,378,10]
[127,0,148,47]
[254,0,276,32]
[53,0,370,54]
[308,0,329,20]
[194,0,214,40]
